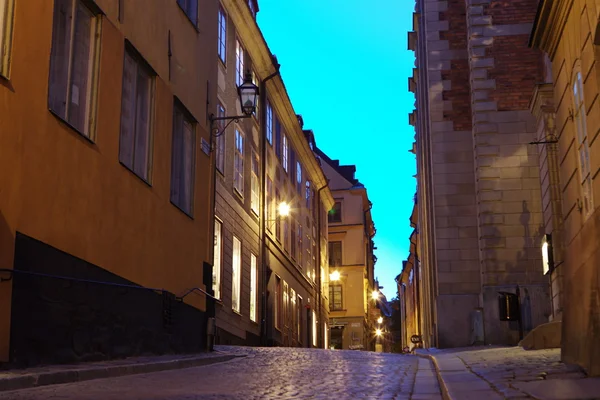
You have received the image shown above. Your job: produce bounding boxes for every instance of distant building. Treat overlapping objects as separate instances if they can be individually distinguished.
[409,0,550,348]
[213,0,334,347]
[317,150,377,351]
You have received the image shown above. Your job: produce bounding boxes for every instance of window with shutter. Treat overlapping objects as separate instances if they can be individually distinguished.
[119,45,154,182]
[48,0,100,138]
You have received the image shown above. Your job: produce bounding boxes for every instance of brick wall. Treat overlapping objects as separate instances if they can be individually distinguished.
[485,0,540,25]
[487,35,544,111]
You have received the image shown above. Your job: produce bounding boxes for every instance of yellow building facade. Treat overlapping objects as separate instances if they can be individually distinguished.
[530,0,600,376]
[0,0,218,366]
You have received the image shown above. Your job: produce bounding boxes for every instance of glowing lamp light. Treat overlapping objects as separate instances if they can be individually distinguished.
[329,270,341,282]
[278,202,290,217]
[371,291,379,301]
[377,317,383,324]
[375,328,382,337]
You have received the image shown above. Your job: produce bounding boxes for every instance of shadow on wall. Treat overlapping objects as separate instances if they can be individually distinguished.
[482,200,550,345]
[0,210,15,366]
[8,233,207,368]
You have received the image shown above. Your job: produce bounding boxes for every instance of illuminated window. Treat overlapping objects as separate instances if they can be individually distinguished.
[48,0,101,137]
[573,68,593,219]
[170,101,196,215]
[235,40,244,86]
[213,220,222,299]
[0,0,15,77]
[120,45,154,182]
[329,284,343,311]
[234,129,244,196]
[232,236,241,313]
[217,5,226,63]
[312,310,317,347]
[275,276,282,330]
[177,0,198,25]
[250,253,257,322]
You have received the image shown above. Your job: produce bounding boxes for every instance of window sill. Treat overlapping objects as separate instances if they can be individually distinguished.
[218,57,227,70]
[120,162,152,187]
[234,187,244,200]
[170,200,194,219]
[49,109,96,145]
[232,309,242,316]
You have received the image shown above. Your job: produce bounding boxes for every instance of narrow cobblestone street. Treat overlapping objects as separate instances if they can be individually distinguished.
[0,347,441,400]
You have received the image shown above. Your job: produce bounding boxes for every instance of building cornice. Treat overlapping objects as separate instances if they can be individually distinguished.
[529,0,574,59]
[223,0,334,210]
[529,83,555,118]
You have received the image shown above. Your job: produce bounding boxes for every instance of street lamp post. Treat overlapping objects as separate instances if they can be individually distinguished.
[207,72,259,349]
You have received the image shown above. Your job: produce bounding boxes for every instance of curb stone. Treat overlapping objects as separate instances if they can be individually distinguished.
[0,353,242,393]
[415,351,452,400]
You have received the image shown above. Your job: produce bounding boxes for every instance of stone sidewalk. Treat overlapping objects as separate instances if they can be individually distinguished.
[0,350,240,393]
[416,346,600,400]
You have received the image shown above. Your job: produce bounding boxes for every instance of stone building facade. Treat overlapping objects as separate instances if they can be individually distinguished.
[409,0,551,348]
[318,150,377,351]
[530,0,600,376]
[213,0,333,347]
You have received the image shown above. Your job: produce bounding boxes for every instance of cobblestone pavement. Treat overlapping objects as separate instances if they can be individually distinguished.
[0,346,441,400]
[424,346,597,400]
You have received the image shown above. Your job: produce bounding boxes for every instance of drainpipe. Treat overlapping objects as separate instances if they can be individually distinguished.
[316,181,329,348]
[260,57,280,346]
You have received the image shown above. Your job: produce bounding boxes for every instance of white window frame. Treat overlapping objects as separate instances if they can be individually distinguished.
[0,0,15,78]
[119,44,154,182]
[251,151,260,215]
[217,5,227,64]
[250,253,257,322]
[235,39,244,86]
[266,100,273,145]
[573,67,594,219]
[213,219,223,299]
[48,0,101,138]
[234,128,244,196]
[282,134,289,172]
[232,236,242,313]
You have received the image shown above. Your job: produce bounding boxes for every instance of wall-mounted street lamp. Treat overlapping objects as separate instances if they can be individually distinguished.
[209,72,259,141]
[371,290,380,301]
[377,316,383,325]
[329,270,341,282]
[375,328,382,337]
[277,202,290,217]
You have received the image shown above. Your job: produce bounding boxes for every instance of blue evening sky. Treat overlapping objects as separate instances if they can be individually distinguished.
[257,1,417,299]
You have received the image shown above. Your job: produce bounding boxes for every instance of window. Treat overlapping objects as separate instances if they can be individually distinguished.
[328,201,342,223]
[324,322,328,349]
[267,177,273,232]
[275,276,282,330]
[312,309,317,347]
[248,0,257,17]
[48,0,101,138]
[213,220,222,299]
[216,102,226,173]
[284,214,290,253]
[266,101,273,145]
[329,284,343,311]
[252,70,259,118]
[234,129,244,196]
[275,189,281,240]
[251,151,259,215]
[275,119,282,159]
[297,224,303,266]
[282,134,289,172]
[573,69,593,219]
[297,295,302,341]
[306,181,311,209]
[329,241,342,267]
[296,162,302,193]
[250,253,257,322]
[0,0,15,78]
[177,0,198,25]
[170,101,196,215]
[119,46,154,181]
[232,236,241,313]
[235,40,244,86]
[291,219,296,260]
[290,289,297,339]
[283,281,289,327]
[217,5,226,64]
